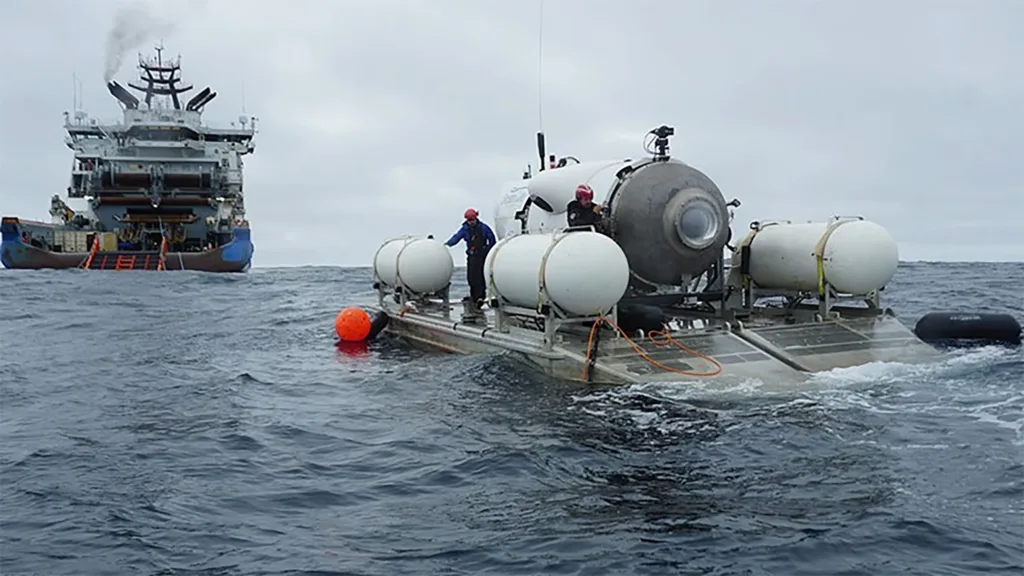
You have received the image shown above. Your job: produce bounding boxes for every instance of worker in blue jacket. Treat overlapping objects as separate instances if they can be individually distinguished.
[445,208,496,308]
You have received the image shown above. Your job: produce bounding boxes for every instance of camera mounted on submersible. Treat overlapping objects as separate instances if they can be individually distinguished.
[644,125,675,160]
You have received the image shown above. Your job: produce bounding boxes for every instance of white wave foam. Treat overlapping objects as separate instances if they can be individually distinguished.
[567,344,1023,444]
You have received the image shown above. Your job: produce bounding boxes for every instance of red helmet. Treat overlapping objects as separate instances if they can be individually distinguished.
[464,208,478,220]
[575,184,594,202]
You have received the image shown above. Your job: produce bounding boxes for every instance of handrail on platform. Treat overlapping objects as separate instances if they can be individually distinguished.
[81,235,101,269]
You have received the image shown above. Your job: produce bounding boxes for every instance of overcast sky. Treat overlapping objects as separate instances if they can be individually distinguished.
[1,0,1022,266]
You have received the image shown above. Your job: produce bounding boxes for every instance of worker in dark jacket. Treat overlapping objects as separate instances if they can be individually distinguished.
[566,184,603,230]
[445,208,496,308]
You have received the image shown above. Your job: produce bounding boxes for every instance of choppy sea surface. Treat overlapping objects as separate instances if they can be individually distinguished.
[1,262,1022,576]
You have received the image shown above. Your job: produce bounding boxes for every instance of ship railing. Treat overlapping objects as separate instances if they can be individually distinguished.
[157,236,168,271]
[80,234,101,269]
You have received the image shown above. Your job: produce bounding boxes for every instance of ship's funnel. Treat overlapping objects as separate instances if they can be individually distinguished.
[185,86,211,111]
[192,91,217,111]
[107,81,139,109]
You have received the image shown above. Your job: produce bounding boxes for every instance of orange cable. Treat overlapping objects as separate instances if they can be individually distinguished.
[581,315,724,382]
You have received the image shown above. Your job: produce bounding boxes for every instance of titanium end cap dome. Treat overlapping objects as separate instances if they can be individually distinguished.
[673,196,723,250]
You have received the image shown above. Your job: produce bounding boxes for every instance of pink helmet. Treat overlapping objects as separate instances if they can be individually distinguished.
[575,184,594,202]
[464,208,478,220]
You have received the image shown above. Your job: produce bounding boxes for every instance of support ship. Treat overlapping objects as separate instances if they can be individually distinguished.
[1,46,257,272]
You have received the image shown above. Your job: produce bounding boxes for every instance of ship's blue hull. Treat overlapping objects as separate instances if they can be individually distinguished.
[1,217,254,272]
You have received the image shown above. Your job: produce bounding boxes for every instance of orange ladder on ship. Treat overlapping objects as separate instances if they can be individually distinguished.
[114,254,136,270]
[80,234,101,269]
[113,253,164,270]
[83,236,169,270]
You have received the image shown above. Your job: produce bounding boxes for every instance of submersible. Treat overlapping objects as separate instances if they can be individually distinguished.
[340,125,1020,386]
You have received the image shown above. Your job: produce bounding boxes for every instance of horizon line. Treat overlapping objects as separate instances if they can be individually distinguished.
[246,259,1024,270]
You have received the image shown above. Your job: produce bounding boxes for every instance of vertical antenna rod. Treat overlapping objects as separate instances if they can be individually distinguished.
[537,0,544,132]
[536,0,547,172]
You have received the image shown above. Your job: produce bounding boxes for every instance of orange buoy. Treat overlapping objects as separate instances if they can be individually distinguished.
[335,307,373,342]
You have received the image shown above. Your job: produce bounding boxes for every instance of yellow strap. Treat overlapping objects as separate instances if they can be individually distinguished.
[812,217,858,297]
[815,256,826,297]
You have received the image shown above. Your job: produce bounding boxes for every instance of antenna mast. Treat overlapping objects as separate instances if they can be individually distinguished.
[127,43,194,110]
[537,0,544,133]
[535,0,548,172]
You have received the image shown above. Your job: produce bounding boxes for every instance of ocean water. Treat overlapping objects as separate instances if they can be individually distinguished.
[1,262,1022,576]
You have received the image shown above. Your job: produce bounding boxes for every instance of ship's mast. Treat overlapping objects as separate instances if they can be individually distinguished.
[126,43,194,110]
[106,44,219,113]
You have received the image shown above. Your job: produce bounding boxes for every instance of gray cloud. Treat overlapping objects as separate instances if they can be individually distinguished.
[1,0,1021,266]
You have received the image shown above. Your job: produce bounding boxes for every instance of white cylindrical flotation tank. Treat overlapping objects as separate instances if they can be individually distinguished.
[744,218,899,294]
[484,230,629,316]
[373,236,454,294]
[373,236,411,287]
